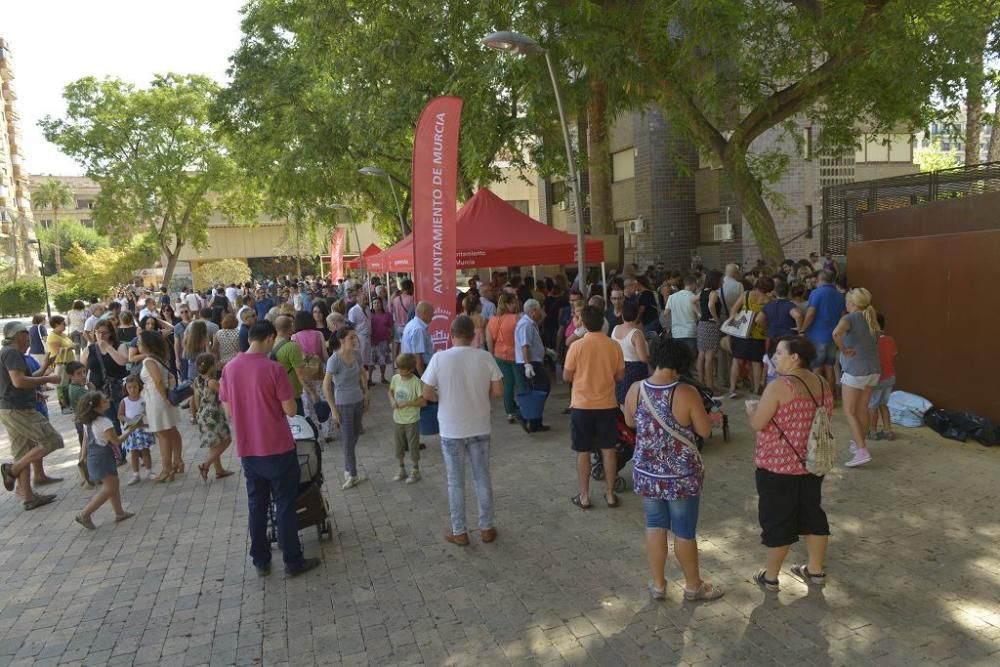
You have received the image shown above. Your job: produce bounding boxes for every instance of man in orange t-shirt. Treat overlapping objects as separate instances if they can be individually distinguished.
[563,306,625,509]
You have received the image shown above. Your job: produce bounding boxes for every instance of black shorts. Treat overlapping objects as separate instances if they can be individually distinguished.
[732,337,766,362]
[755,468,830,548]
[570,408,619,453]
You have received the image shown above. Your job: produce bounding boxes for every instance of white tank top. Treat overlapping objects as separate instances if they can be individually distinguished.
[613,326,643,363]
[122,396,145,422]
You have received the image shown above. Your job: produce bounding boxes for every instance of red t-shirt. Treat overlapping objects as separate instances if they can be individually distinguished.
[878,334,897,381]
[219,352,296,457]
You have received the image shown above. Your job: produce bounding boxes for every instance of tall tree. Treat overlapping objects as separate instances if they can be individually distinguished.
[216,0,559,243]
[550,0,988,264]
[31,178,74,273]
[40,74,257,286]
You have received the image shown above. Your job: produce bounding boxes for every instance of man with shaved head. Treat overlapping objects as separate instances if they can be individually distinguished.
[401,301,435,376]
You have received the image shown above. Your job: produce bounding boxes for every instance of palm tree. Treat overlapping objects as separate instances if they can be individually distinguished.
[32,178,75,273]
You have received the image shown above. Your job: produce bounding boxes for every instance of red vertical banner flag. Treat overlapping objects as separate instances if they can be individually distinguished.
[412,96,463,352]
[329,227,346,283]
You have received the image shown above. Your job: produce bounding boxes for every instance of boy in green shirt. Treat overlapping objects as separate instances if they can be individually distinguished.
[388,353,425,483]
[65,362,94,488]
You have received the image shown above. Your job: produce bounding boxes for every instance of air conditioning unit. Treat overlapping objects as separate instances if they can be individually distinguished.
[628,217,645,234]
[713,223,734,242]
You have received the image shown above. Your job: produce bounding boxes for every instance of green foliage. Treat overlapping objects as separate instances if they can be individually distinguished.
[193,259,252,289]
[35,219,109,274]
[215,0,554,246]
[56,236,159,298]
[39,74,259,287]
[914,139,962,172]
[0,280,47,317]
[53,287,90,313]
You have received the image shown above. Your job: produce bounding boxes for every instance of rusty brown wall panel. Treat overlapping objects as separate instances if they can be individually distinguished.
[848,230,1000,422]
[863,189,1000,240]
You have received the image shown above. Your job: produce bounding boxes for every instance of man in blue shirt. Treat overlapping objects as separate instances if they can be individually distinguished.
[401,302,435,375]
[238,308,256,352]
[514,299,549,433]
[801,270,845,389]
[254,288,274,321]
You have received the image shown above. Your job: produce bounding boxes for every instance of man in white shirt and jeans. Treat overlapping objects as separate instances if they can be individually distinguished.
[421,315,504,547]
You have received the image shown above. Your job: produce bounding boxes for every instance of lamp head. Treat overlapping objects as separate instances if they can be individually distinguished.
[358,167,387,177]
[481,31,545,56]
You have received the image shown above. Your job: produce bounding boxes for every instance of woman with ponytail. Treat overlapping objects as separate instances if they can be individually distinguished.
[833,288,881,467]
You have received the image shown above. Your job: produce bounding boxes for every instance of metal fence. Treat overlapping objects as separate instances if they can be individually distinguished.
[821,161,1000,254]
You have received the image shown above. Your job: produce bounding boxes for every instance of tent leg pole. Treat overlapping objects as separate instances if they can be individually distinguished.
[601,262,607,301]
[488,267,492,281]
[532,265,537,285]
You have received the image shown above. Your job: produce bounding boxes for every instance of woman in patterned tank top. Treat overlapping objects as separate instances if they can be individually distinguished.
[746,336,834,593]
[623,338,723,603]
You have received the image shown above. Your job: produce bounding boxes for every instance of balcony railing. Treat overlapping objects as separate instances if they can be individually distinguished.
[821,160,1000,254]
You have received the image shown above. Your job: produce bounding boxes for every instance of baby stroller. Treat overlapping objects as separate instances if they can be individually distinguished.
[268,415,333,544]
[590,409,636,493]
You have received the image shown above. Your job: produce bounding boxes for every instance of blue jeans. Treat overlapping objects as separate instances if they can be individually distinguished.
[440,435,494,535]
[178,356,189,383]
[642,495,701,540]
[242,450,305,570]
[515,361,549,431]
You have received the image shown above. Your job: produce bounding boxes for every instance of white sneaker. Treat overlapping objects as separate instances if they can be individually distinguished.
[127,473,141,486]
[342,474,367,490]
[845,449,872,467]
[848,440,858,454]
[393,468,408,482]
[145,470,156,481]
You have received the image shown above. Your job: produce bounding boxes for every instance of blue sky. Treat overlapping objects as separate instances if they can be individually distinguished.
[5,0,245,176]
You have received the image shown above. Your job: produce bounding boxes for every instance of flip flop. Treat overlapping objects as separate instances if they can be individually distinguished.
[215,470,235,479]
[571,494,592,510]
[606,494,620,508]
[1,463,15,491]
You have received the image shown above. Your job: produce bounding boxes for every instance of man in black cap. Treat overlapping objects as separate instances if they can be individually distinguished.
[0,321,64,510]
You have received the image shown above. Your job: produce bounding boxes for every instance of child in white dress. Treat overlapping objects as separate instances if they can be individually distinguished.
[118,376,156,485]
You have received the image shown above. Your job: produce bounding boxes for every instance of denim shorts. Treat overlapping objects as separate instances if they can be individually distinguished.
[641,495,700,540]
[868,378,895,408]
[811,341,838,368]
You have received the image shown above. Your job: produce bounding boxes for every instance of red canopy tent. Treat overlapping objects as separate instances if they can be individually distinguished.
[347,243,382,270]
[366,188,604,272]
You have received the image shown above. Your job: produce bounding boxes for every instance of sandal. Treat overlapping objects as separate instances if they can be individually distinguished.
[75,513,96,529]
[215,469,235,479]
[198,463,210,482]
[153,472,175,484]
[114,511,135,523]
[606,493,620,508]
[648,582,666,600]
[752,569,780,592]
[175,461,186,475]
[23,494,56,511]
[571,494,592,510]
[790,564,827,586]
[1,462,16,491]
[683,581,725,601]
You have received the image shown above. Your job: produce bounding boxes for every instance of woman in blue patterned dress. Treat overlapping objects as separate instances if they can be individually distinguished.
[623,337,723,603]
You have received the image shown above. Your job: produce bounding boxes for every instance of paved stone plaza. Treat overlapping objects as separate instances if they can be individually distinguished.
[1,380,998,667]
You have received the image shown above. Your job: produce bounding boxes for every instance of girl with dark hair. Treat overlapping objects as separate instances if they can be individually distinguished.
[611,302,650,405]
[138,330,184,482]
[696,270,724,392]
[74,391,140,529]
[323,328,369,490]
[746,336,832,592]
[312,300,332,340]
[192,353,233,481]
[623,337,721,602]
[81,320,129,428]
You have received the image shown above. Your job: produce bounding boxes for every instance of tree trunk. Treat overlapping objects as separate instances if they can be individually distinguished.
[989,94,1000,162]
[587,78,614,235]
[965,30,987,166]
[721,147,785,267]
[161,245,181,290]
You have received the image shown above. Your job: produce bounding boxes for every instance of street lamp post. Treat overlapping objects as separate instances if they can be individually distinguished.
[358,167,408,237]
[27,239,51,318]
[481,30,588,286]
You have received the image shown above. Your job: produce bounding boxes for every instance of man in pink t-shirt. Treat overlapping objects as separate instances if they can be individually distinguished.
[220,319,320,578]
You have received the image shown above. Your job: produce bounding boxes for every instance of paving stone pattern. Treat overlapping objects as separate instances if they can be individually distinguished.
[1,381,999,666]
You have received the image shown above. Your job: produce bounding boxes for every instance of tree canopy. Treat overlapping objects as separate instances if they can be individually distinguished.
[40,74,258,286]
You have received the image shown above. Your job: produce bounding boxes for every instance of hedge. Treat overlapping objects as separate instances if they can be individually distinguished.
[54,289,90,313]
[0,281,48,317]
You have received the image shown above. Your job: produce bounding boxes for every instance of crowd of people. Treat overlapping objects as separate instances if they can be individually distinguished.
[0,252,899,596]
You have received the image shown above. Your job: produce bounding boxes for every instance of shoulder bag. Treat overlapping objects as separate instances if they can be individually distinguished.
[720,293,753,339]
[769,375,835,476]
[639,384,702,464]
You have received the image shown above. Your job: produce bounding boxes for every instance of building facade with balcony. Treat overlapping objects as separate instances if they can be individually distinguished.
[27,174,100,228]
[0,37,39,277]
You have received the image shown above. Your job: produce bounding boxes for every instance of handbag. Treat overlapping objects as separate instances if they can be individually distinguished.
[91,344,125,404]
[150,357,191,406]
[720,294,753,339]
